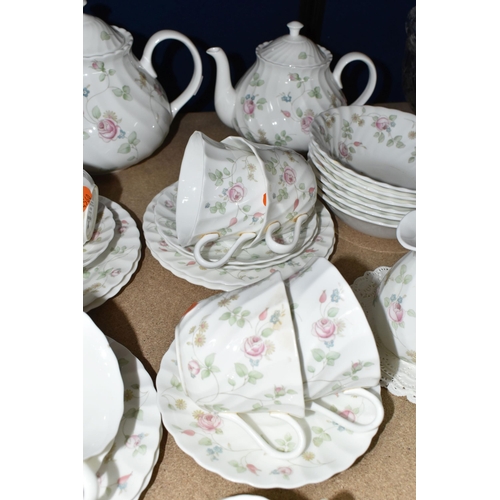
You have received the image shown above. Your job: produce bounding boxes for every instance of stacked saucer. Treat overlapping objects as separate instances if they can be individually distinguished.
[83,196,142,312]
[156,258,384,488]
[83,313,162,500]
[309,106,416,239]
[144,183,335,291]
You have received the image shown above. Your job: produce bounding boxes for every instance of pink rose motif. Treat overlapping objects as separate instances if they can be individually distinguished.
[338,142,349,158]
[301,115,314,134]
[125,435,142,449]
[181,429,195,436]
[311,318,337,340]
[259,308,268,321]
[188,360,201,377]
[243,336,266,360]
[197,413,222,432]
[281,110,291,118]
[228,183,246,203]
[388,301,405,322]
[91,60,104,71]
[243,99,255,115]
[283,166,297,185]
[229,217,238,227]
[110,269,121,277]
[351,361,362,373]
[339,409,356,423]
[319,291,327,303]
[375,117,391,131]
[277,466,292,476]
[97,118,120,142]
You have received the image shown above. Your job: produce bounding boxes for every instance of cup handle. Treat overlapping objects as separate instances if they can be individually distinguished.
[331,51,377,106]
[221,412,307,459]
[193,232,257,269]
[265,214,309,255]
[82,461,99,500]
[307,388,384,433]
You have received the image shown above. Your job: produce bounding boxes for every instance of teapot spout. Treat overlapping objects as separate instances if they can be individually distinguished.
[207,47,236,129]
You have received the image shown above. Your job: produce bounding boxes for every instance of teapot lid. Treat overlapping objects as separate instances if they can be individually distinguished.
[256,21,332,67]
[83,0,131,57]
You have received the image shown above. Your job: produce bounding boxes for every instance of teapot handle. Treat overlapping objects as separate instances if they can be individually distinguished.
[332,52,377,106]
[139,30,203,118]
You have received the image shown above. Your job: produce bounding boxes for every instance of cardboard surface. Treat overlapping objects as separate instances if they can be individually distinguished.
[87,109,416,500]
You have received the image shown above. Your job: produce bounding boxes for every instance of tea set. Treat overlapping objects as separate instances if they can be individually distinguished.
[83,0,416,495]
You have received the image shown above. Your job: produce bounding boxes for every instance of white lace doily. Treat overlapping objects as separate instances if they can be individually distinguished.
[351,267,416,404]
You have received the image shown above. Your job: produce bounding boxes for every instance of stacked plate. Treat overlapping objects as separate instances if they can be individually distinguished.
[309,105,416,239]
[83,196,142,312]
[143,182,336,291]
[83,313,162,500]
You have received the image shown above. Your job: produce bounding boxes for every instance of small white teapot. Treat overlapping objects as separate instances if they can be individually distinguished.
[208,21,377,153]
[83,0,203,174]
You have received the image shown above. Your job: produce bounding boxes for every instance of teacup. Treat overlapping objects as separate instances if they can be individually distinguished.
[175,271,307,458]
[286,257,384,432]
[83,170,99,245]
[83,312,123,498]
[176,132,316,268]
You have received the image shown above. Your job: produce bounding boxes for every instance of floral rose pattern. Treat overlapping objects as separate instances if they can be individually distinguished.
[205,148,266,238]
[381,263,416,363]
[317,106,416,165]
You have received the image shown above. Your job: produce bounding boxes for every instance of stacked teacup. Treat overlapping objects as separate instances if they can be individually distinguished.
[83,312,124,499]
[158,257,384,466]
[162,131,319,269]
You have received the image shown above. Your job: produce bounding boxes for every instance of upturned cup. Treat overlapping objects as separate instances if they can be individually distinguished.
[176,132,317,268]
[83,170,99,245]
[175,271,307,458]
[286,257,384,432]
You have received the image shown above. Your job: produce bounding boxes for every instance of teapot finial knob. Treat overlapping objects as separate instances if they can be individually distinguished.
[287,21,304,37]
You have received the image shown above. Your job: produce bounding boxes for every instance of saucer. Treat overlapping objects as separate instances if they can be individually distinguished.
[157,342,380,488]
[95,336,163,500]
[83,197,141,312]
[144,192,335,291]
[154,183,318,268]
[351,267,416,403]
[83,203,116,267]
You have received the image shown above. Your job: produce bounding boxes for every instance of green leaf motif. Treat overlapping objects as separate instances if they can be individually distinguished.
[298,52,307,59]
[403,275,413,284]
[198,437,212,446]
[407,309,416,317]
[205,353,215,367]
[112,88,123,97]
[128,131,137,144]
[92,106,101,119]
[83,131,90,140]
[118,143,131,154]
[296,108,303,118]
[101,31,111,40]
[219,312,231,320]
[249,370,263,379]
[234,363,248,377]
[312,348,325,362]
[228,377,236,386]
[201,369,211,379]
[313,437,323,447]
[123,93,133,101]
[236,318,245,328]
[108,69,116,75]
[99,73,106,82]
[261,328,274,338]
[327,307,339,318]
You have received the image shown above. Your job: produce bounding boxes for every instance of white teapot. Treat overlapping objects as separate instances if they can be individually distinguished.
[208,21,377,153]
[83,0,203,174]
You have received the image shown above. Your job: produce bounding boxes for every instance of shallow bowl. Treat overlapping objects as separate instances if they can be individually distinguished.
[311,105,416,189]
